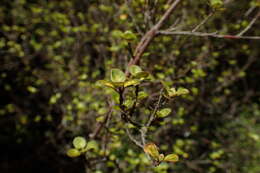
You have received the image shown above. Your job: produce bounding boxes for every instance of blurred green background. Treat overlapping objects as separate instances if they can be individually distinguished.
[0,0,260,172]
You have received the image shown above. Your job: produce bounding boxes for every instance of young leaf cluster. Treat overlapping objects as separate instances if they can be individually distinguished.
[98,65,150,90]
[67,136,97,158]
[144,143,179,166]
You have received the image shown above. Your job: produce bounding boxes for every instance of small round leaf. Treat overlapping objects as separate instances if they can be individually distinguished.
[176,88,189,96]
[143,143,160,159]
[123,99,134,109]
[133,71,150,81]
[157,108,172,118]
[164,154,179,162]
[138,91,148,100]
[111,68,126,83]
[67,148,81,158]
[86,140,99,151]
[122,31,137,41]
[129,65,142,76]
[73,136,87,149]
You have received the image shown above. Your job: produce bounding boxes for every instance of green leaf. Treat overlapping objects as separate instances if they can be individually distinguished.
[210,0,224,10]
[157,108,172,118]
[143,143,160,159]
[167,87,177,97]
[129,65,142,76]
[27,86,37,93]
[161,81,170,90]
[123,99,134,108]
[112,82,125,87]
[165,87,189,98]
[164,154,179,162]
[97,80,115,89]
[110,68,126,82]
[96,116,105,122]
[85,140,99,151]
[122,30,137,41]
[176,88,189,96]
[133,71,150,80]
[111,30,124,38]
[73,136,87,149]
[124,79,140,87]
[138,91,148,100]
[67,148,81,157]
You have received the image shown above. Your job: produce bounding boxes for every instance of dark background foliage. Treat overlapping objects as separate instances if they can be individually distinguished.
[0,0,259,173]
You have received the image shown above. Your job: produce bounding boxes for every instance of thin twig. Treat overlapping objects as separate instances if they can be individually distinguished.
[245,6,256,17]
[146,89,164,127]
[125,0,144,35]
[127,0,183,71]
[125,127,143,148]
[192,12,214,32]
[215,55,256,92]
[158,30,260,40]
[89,107,113,139]
[129,86,139,116]
[237,9,260,36]
[140,127,147,145]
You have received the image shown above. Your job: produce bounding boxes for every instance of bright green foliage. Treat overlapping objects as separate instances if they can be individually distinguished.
[176,88,189,96]
[123,99,135,109]
[144,143,179,166]
[129,65,142,76]
[67,137,96,158]
[124,79,140,87]
[73,136,87,149]
[164,154,179,162]
[157,108,172,118]
[97,80,116,89]
[122,31,137,41]
[164,87,189,98]
[85,140,99,151]
[132,71,150,80]
[138,91,149,100]
[67,148,81,158]
[210,0,224,9]
[144,143,160,159]
[98,66,150,90]
[110,68,126,83]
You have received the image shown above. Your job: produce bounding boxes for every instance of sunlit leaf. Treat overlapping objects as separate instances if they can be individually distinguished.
[73,136,87,149]
[138,91,148,100]
[112,82,125,87]
[129,65,142,76]
[210,0,224,10]
[67,148,81,158]
[85,140,99,151]
[111,68,126,82]
[133,71,150,80]
[123,99,134,108]
[124,79,140,87]
[161,81,170,90]
[164,154,179,162]
[143,143,160,159]
[167,87,177,97]
[165,87,189,98]
[122,30,137,41]
[157,108,172,118]
[97,80,115,89]
[176,88,189,96]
